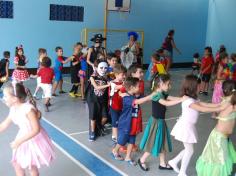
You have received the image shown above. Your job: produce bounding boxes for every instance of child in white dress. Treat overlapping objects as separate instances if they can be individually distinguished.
[169,75,227,176]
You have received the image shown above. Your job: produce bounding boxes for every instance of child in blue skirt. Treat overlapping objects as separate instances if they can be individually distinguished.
[138,74,187,171]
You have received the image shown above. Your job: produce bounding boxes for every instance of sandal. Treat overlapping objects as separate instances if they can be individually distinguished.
[111,152,124,161]
[138,159,149,171]
[159,164,173,170]
[125,159,136,166]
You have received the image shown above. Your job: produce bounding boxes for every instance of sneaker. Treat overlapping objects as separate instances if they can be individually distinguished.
[101,127,108,136]
[69,92,76,98]
[75,92,82,97]
[199,91,203,94]
[59,90,66,94]
[89,132,95,142]
[52,93,58,97]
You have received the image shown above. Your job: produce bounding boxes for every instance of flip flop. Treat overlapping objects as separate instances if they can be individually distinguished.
[111,152,124,161]
[125,159,137,166]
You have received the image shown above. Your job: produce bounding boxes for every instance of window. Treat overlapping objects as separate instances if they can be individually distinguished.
[50,4,84,22]
[0,1,13,18]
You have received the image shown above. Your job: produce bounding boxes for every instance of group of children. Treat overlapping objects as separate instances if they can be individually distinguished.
[0,39,235,176]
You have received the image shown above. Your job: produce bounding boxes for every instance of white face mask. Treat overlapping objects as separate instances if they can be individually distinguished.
[97,62,108,76]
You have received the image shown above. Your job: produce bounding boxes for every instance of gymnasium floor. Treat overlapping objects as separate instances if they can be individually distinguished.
[0,70,235,176]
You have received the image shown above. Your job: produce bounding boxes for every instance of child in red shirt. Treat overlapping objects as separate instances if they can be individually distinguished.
[199,47,214,95]
[109,64,127,142]
[37,57,54,112]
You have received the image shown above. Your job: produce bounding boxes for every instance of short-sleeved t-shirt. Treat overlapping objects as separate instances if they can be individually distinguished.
[201,56,214,74]
[54,56,66,72]
[38,67,54,84]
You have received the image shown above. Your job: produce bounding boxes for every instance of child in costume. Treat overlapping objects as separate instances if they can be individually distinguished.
[109,64,127,142]
[0,83,55,176]
[196,80,236,176]
[169,75,227,176]
[86,60,110,141]
[12,45,29,85]
[127,64,145,96]
[68,43,83,98]
[212,52,229,104]
[150,53,166,78]
[32,48,47,99]
[0,51,10,89]
[138,74,186,172]
[112,77,154,165]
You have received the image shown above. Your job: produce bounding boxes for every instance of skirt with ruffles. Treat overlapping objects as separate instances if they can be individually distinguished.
[139,116,172,157]
[196,128,236,176]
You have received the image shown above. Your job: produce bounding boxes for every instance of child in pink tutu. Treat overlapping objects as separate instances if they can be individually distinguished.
[0,83,55,176]
[169,75,227,176]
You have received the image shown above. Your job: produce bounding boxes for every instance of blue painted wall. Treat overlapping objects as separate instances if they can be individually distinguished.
[206,0,236,55]
[0,0,209,68]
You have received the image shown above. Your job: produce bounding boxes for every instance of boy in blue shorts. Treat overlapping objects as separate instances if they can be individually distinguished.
[52,46,69,96]
[112,77,142,165]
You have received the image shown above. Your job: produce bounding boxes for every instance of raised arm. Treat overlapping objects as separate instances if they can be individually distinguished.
[159,97,184,106]
[90,77,110,90]
[134,92,155,105]
[190,102,226,113]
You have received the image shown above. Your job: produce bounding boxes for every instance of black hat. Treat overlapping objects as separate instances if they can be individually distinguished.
[90,34,106,43]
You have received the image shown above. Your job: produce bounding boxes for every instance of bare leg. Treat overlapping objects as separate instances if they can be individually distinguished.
[29,165,39,176]
[91,120,96,133]
[59,80,63,91]
[52,81,58,94]
[159,152,167,166]
[80,78,85,99]
[112,127,118,139]
[125,144,133,160]
[140,152,150,163]
[101,117,107,126]
[13,163,25,176]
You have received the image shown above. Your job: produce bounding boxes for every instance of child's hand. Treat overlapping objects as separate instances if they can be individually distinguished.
[107,82,111,87]
[10,140,21,149]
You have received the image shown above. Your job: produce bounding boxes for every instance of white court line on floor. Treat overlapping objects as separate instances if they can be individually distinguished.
[50,139,96,176]
[42,118,128,176]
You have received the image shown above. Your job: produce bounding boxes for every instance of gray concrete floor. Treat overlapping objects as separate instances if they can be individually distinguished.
[0,70,235,176]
